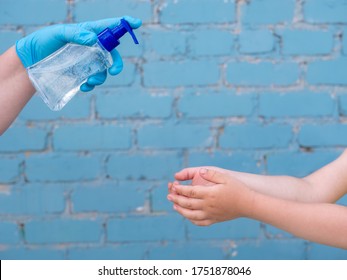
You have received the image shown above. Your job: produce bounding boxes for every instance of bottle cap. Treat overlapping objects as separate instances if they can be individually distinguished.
[97,19,139,52]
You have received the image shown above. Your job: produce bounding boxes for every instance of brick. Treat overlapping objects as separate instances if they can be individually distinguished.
[0,126,47,152]
[0,222,20,244]
[96,89,173,119]
[304,0,347,23]
[160,0,235,24]
[116,32,144,58]
[0,31,22,54]
[68,245,147,260]
[231,239,306,260]
[220,123,292,149]
[25,154,100,182]
[188,152,260,173]
[308,58,347,85]
[151,184,175,213]
[264,224,293,239]
[227,62,299,86]
[53,124,131,151]
[0,158,21,183]
[143,60,220,87]
[338,94,347,115]
[145,29,186,56]
[25,219,102,244]
[242,0,295,25]
[0,0,66,24]
[72,183,146,213]
[239,29,275,54]
[259,92,335,117]
[107,152,182,180]
[107,215,185,242]
[187,219,260,240]
[179,90,255,118]
[138,123,212,149]
[267,151,340,177]
[19,95,90,121]
[0,184,65,215]
[280,29,334,55]
[308,244,347,260]
[103,62,137,87]
[0,248,65,260]
[299,125,347,147]
[149,242,225,260]
[75,0,152,23]
[188,29,235,56]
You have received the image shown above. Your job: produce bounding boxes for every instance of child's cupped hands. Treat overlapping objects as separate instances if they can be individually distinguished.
[167,168,254,226]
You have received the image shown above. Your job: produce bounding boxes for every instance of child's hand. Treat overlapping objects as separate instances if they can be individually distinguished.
[168,166,230,195]
[177,166,216,186]
[168,167,211,196]
[167,168,254,226]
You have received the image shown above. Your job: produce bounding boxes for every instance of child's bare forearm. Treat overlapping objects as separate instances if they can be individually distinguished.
[229,151,347,203]
[243,190,347,249]
[0,47,35,135]
[228,170,313,202]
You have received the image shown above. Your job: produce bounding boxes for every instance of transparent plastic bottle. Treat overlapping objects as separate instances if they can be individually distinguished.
[27,19,139,111]
[28,43,112,111]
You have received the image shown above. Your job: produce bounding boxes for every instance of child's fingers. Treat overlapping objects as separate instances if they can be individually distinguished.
[167,194,202,210]
[174,167,199,181]
[199,168,228,184]
[173,204,206,221]
[168,181,179,194]
[172,184,207,199]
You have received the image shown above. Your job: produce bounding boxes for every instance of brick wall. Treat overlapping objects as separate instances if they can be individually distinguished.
[0,0,346,259]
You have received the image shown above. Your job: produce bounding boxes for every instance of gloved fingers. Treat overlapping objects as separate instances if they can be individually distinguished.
[80,16,142,34]
[80,82,95,92]
[59,25,98,46]
[122,16,142,29]
[59,16,142,47]
[108,49,123,76]
[86,70,108,86]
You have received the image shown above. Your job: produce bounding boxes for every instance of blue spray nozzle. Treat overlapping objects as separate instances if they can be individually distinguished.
[97,19,139,52]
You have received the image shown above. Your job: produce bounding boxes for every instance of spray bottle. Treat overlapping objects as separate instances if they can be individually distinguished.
[27,19,139,111]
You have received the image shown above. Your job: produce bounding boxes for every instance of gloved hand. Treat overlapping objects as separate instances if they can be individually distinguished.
[16,16,142,92]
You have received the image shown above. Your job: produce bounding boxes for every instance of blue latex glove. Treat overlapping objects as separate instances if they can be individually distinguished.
[16,16,142,92]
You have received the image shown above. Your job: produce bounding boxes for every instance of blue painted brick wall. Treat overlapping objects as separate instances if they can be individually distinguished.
[53,124,131,151]
[0,158,21,183]
[159,0,236,24]
[107,215,185,242]
[239,29,275,54]
[0,184,65,215]
[0,0,347,260]
[25,219,102,244]
[72,183,147,213]
[242,0,295,25]
[280,30,334,55]
[220,123,293,149]
[304,0,347,23]
[308,58,347,85]
[227,62,300,86]
[259,92,335,117]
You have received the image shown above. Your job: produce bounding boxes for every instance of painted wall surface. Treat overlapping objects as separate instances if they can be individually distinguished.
[0,0,346,259]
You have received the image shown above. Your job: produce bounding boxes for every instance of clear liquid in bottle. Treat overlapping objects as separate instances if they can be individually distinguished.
[27,43,112,111]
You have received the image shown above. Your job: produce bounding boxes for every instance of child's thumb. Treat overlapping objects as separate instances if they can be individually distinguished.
[199,168,227,184]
